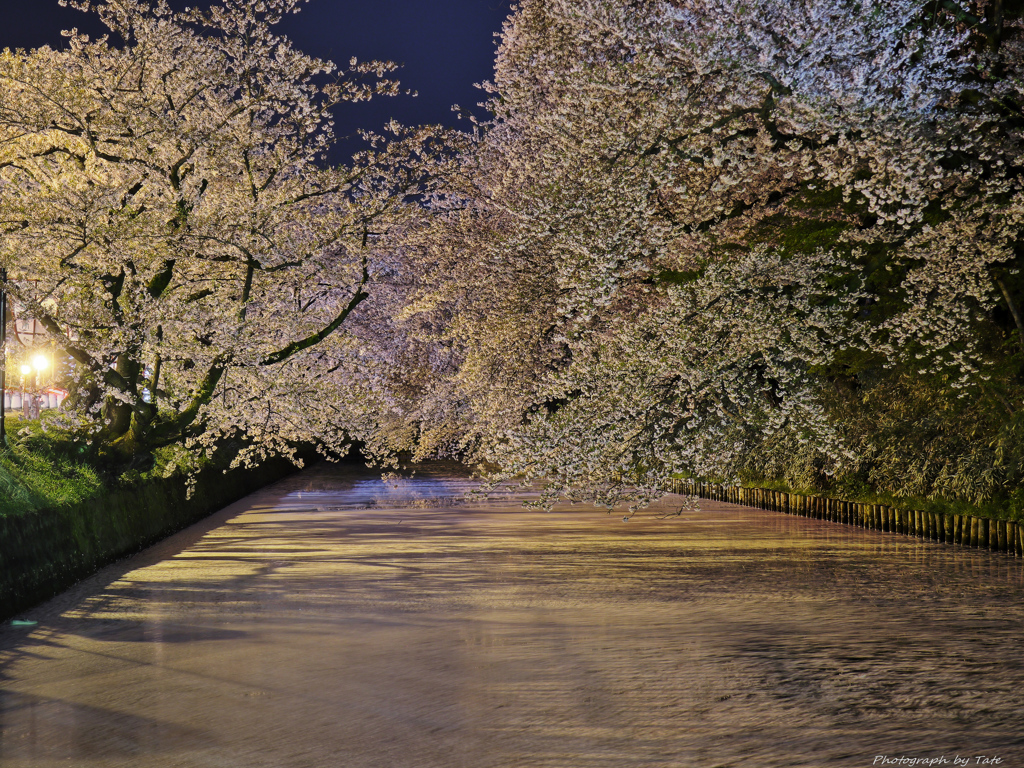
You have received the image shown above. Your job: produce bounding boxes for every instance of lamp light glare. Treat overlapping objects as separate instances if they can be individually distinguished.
[31,354,49,372]
[20,365,31,376]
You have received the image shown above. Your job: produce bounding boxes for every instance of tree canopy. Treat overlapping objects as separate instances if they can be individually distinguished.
[5,0,1024,514]
[378,0,1024,510]
[0,0,439,472]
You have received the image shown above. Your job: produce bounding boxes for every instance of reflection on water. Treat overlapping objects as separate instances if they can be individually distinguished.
[1,462,1023,767]
[0,690,214,759]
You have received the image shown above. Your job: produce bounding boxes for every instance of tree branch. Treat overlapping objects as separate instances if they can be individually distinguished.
[261,256,370,366]
[994,273,1024,351]
[151,355,230,440]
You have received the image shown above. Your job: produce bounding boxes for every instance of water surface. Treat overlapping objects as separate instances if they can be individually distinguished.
[1,462,1022,767]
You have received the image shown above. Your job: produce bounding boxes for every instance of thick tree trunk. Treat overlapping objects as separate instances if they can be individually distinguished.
[102,354,142,441]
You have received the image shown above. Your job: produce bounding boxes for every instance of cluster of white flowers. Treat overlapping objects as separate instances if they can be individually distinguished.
[0,0,436,470]
[382,0,1024,508]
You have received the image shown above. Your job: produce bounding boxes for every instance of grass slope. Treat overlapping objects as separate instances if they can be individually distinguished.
[0,417,104,517]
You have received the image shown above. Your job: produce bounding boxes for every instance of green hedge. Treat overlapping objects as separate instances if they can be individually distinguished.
[0,458,299,621]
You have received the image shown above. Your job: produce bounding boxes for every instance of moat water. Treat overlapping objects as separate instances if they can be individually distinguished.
[1,462,1022,767]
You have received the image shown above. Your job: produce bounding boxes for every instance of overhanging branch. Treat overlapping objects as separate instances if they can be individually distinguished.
[261,256,370,367]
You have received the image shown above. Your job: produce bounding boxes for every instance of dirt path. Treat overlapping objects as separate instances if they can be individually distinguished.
[1,462,1022,767]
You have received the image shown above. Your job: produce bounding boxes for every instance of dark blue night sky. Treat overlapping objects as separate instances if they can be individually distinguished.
[0,0,514,157]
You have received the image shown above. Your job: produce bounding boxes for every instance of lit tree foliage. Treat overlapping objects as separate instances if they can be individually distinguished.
[392,0,1024,508]
[0,0,437,471]
[5,0,1024,510]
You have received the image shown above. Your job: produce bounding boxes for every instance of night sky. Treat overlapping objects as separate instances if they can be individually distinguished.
[0,0,515,159]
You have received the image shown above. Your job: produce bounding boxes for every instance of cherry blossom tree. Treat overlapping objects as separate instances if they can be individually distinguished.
[392,0,1024,508]
[0,0,439,471]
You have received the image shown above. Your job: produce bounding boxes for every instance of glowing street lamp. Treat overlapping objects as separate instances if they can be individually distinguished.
[21,356,50,420]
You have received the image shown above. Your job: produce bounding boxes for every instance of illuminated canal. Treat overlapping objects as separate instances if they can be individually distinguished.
[2,462,1023,767]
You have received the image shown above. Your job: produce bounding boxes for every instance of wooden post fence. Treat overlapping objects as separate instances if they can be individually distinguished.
[669,480,1023,557]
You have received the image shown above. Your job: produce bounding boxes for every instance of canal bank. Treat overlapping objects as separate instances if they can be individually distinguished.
[673,480,1024,556]
[0,456,305,622]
